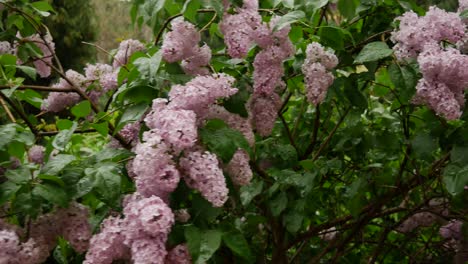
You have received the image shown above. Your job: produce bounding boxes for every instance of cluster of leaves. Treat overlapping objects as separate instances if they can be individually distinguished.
[0,0,468,263]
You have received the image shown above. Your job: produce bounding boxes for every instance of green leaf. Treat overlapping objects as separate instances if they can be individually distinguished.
[5,166,31,184]
[185,226,222,264]
[0,181,20,205]
[223,231,253,262]
[284,211,304,233]
[443,165,468,196]
[338,0,357,20]
[15,89,43,109]
[91,122,109,137]
[411,133,437,160]
[354,42,393,64]
[71,101,91,118]
[115,103,147,132]
[269,191,288,217]
[133,51,162,83]
[200,119,250,163]
[319,26,344,51]
[273,11,305,31]
[451,145,468,165]
[52,122,77,151]
[0,124,18,150]
[182,0,201,22]
[388,63,417,103]
[282,0,295,8]
[307,0,328,12]
[85,162,122,207]
[33,183,69,207]
[30,1,55,16]
[37,174,65,187]
[207,0,224,18]
[240,180,263,206]
[15,65,36,80]
[41,154,76,175]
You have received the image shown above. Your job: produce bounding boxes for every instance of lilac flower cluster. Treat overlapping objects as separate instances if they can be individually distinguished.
[413,43,468,119]
[219,0,261,58]
[84,194,174,264]
[391,6,465,60]
[41,39,141,113]
[166,244,192,264]
[41,70,86,112]
[440,220,463,240]
[0,41,14,55]
[396,198,449,233]
[221,2,296,136]
[28,145,45,164]
[19,33,55,78]
[0,229,43,264]
[162,18,212,75]
[0,203,92,264]
[113,39,146,68]
[302,42,338,105]
[180,150,229,207]
[392,3,468,119]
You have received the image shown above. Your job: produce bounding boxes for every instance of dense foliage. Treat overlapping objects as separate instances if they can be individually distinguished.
[0,0,468,263]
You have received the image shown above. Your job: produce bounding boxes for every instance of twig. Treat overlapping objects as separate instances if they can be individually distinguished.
[154,9,216,45]
[38,129,97,136]
[199,13,217,33]
[0,96,16,122]
[0,92,38,135]
[0,84,75,92]
[301,104,321,159]
[279,112,298,153]
[311,107,350,161]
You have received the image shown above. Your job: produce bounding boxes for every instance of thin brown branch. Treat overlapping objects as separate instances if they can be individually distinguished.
[0,97,16,122]
[0,92,38,135]
[301,104,321,159]
[311,107,351,161]
[0,84,75,92]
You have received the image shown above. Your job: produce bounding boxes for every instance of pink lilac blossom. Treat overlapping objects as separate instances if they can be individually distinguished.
[130,236,168,264]
[168,73,238,114]
[0,41,14,55]
[41,70,87,112]
[161,18,211,75]
[413,44,468,119]
[84,217,130,264]
[225,149,253,186]
[21,33,55,78]
[133,131,181,196]
[120,121,141,145]
[391,6,466,60]
[302,43,338,105]
[180,150,229,207]
[29,203,92,254]
[28,145,45,164]
[248,93,282,137]
[219,0,261,58]
[162,18,200,63]
[144,99,198,152]
[252,17,295,95]
[84,63,118,92]
[181,44,212,75]
[113,39,145,68]
[440,220,463,240]
[57,203,92,253]
[174,209,191,223]
[123,195,174,241]
[459,0,468,13]
[0,230,43,264]
[166,244,192,264]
